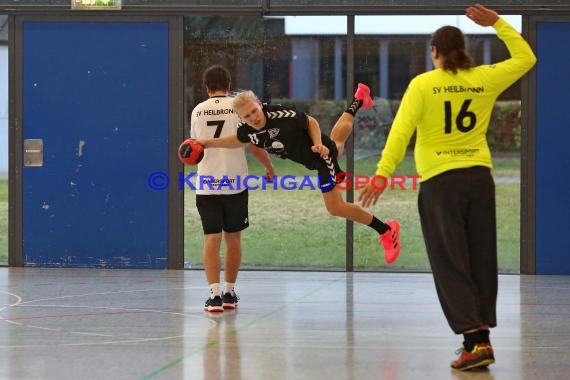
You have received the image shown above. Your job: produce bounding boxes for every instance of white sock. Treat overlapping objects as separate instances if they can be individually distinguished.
[209,283,220,298]
[224,282,235,295]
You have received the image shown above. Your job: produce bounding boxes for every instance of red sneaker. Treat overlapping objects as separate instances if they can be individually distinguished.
[354,82,373,109]
[379,220,400,264]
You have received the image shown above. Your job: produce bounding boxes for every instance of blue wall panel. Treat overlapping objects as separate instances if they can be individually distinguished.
[535,22,570,274]
[22,21,169,268]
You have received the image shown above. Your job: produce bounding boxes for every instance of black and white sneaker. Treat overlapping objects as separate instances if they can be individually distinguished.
[204,295,223,312]
[222,291,239,310]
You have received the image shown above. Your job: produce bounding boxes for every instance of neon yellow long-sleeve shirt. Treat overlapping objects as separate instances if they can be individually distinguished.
[375,18,537,182]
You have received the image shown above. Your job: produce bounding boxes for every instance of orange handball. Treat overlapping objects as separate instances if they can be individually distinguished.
[178,138,205,165]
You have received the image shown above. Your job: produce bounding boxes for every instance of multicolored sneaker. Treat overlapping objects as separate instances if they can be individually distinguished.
[354,82,373,109]
[379,220,400,264]
[451,343,495,371]
[204,295,223,312]
[222,291,239,310]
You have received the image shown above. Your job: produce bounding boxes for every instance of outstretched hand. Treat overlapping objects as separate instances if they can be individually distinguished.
[466,4,499,27]
[358,182,384,208]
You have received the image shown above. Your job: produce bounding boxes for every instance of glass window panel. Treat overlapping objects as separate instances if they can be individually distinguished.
[270,0,557,6]
[0,14,7,265]
[353,15,521,273]
[183,15,347,270]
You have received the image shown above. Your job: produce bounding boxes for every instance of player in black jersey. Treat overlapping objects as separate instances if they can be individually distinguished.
[197,84,401,263]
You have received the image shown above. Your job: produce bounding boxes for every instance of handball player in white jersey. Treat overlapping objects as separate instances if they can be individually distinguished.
[190,65,274,312]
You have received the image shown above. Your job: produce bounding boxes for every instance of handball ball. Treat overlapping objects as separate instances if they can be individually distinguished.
[178,138,204,165]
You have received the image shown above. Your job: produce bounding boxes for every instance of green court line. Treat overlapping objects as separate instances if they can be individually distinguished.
[141,275,345,379]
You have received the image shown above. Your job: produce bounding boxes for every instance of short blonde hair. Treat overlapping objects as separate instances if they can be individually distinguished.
[232,90,259,111]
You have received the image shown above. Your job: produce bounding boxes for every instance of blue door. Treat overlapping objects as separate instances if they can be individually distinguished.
[21,20,171,268]
[535,22,570,274]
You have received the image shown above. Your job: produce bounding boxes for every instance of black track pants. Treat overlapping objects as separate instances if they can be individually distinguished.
[418,166,498,334]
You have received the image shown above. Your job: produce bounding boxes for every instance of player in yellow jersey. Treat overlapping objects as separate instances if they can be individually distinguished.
[359,4,536,371]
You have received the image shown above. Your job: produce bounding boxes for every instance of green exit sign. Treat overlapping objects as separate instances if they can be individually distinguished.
[71,0,122,10]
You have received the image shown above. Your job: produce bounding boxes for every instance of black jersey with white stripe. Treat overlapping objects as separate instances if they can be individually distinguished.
[236,103,335,169]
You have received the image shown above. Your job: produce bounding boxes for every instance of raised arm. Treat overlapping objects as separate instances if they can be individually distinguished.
[467,4,536,88]
[465,4,499,27]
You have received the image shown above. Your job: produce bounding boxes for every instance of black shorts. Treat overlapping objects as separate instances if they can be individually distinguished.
[195,189,249,234]
[314,143,343,193]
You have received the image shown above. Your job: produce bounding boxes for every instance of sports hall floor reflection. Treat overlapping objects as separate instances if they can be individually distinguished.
[0,268,568,379]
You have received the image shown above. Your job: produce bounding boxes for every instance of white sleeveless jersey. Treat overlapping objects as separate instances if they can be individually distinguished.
[190,96,247,195]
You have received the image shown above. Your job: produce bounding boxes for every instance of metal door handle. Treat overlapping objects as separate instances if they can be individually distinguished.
[24,139,43,167]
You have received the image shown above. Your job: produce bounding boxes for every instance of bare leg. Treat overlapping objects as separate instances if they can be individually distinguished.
[329,112,355,160]
[330,83,372,158]
[223,231,242,284]
[321,187,373,225]
[203,233,222,285]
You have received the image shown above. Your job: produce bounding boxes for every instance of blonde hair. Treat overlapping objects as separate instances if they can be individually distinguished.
[232,90,259,111]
